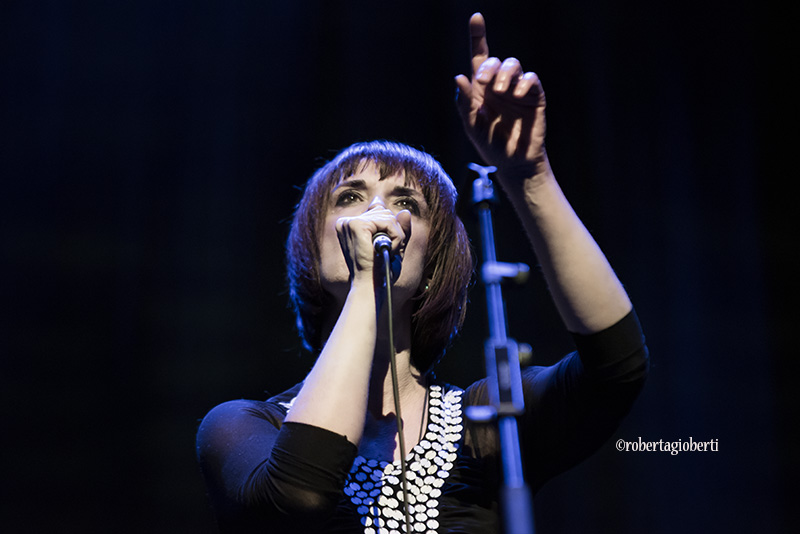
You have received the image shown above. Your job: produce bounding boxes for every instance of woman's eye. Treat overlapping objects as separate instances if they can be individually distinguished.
[396,197,420,214]
[335,191,362,206]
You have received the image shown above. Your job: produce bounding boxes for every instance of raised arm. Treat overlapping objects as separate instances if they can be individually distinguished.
[455,13,631,334]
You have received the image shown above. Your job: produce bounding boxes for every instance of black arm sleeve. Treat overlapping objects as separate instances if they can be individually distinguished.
[196,400,358,532]
[464,309,649,493]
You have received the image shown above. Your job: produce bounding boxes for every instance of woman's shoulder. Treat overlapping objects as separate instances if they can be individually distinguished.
[199,382,305,433]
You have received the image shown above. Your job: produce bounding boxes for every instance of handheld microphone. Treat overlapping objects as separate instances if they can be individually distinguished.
[373,232,392,254]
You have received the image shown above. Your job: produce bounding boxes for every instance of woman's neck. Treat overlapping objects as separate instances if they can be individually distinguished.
[361,348,429,462]
[366,347,427,417]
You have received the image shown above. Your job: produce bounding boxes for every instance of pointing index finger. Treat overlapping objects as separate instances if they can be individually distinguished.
[469,13,489,77]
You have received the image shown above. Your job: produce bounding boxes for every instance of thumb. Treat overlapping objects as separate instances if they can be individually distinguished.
[395,209,413,250]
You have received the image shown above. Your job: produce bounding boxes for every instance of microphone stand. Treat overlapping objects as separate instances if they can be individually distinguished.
[465,163,535,534]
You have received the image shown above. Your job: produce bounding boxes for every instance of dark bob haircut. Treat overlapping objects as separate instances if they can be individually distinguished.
[286,140,473,373]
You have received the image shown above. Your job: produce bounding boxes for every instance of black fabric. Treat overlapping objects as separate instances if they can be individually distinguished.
[196,310,648,533]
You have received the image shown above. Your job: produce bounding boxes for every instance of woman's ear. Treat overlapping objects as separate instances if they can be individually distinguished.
[419,277,432,294]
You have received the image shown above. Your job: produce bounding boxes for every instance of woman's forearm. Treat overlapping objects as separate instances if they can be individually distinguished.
[501,160,632,335]
[283,280,377,445]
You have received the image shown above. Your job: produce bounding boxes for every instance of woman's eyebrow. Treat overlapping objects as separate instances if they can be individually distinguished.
[332,178,367,192]
[390,185,424,198]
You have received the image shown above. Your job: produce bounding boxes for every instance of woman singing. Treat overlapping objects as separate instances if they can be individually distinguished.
[197,13,648,533]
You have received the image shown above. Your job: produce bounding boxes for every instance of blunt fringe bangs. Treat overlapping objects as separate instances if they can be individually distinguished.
[286,141,473,373]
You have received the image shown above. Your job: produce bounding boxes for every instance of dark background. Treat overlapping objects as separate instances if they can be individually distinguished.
[1,0,794,532]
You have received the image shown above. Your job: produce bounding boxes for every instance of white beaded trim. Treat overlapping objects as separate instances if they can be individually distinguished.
[344,385,464,534]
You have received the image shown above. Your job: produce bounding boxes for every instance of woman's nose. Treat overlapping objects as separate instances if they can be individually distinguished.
[368,195,386,210]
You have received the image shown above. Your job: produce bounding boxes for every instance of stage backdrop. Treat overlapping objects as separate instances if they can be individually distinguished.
[2,1,792,532]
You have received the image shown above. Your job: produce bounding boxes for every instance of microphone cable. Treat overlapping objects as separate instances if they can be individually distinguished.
[377,242,413,534]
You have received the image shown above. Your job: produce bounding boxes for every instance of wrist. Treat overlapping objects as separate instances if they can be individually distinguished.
[496,157,556,200]
[349,273,377,296]
[495,146,550,178]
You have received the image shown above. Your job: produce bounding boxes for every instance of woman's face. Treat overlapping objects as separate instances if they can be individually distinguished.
[318,164,431,307]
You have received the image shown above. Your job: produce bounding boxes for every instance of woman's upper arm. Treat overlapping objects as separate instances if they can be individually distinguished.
[196,400,282,506]
[196,398,358,525]
[520,310,649,490]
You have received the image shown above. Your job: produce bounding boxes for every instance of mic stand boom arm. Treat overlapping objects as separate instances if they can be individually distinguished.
[465,163,535,534]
